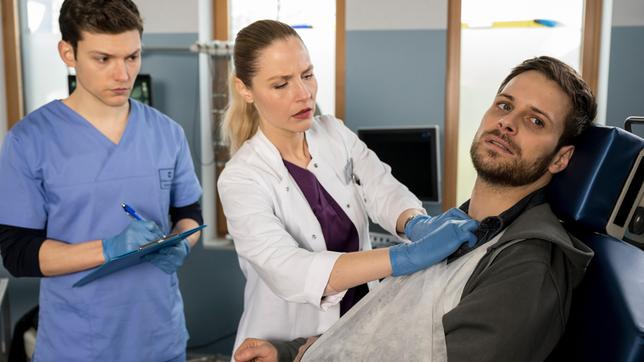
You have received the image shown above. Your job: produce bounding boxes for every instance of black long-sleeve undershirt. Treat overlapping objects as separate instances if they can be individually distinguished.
[0,201,203,277]
[0,225,46,277]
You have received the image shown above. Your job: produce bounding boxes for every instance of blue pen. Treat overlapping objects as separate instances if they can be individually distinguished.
[121,202,143,221]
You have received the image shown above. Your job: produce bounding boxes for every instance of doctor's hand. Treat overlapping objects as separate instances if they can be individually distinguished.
[404,208,473,241]
[234,338,278,362]
[143,238,190,274]
[390,208,479,276]
[102,220,164,262]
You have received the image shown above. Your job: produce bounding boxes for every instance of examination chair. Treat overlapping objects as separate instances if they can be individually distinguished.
[547,123,644,361]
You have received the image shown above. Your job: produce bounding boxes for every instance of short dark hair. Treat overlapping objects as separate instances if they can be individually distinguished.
[498,56,597,147]
[59,0,143,51]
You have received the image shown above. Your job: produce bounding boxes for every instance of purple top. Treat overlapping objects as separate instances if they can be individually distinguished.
[283,159,368,315]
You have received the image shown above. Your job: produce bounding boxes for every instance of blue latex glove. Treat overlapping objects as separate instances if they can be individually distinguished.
[143,238,191,274]
[390,208,479,276]
[102,220,164,262]
[404,208,470,242]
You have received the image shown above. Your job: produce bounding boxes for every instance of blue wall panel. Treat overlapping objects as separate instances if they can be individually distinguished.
[345,29,446,214]
[345,30,446,131]
[141,33,202,177]
[606,26,644,138]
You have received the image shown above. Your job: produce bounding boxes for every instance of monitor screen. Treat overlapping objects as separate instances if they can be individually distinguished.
[67,74,153,106]
[358,127,440,203]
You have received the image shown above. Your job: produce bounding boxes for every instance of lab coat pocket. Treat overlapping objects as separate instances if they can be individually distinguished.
[352,179,368,206]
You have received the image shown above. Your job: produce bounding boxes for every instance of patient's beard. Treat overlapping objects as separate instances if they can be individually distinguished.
[470,132,557,187]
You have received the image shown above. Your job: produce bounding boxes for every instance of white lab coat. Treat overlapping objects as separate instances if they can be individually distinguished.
[218,115,423,352]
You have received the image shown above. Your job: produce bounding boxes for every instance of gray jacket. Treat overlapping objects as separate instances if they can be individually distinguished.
[443,203,593,362]
[274,202,593,361]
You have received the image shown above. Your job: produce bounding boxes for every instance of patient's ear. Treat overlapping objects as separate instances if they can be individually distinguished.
[549,145,575,174]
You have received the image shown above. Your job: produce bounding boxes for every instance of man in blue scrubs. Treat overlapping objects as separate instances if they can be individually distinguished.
[0,1,202,360]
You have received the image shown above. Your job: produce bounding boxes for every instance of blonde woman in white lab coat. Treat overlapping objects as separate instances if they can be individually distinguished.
[217,20,479,357]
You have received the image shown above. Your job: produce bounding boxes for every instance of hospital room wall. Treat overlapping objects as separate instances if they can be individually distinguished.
[344,0,447,214]
[605,0,644,135]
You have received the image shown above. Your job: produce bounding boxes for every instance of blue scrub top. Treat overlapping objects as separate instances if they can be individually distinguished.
[0,100,202,361]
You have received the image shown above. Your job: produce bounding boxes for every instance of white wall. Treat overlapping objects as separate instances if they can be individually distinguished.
[346,0,446,30]
[134,0,199,33]
[21,0,68,113]
[230,0,336,115]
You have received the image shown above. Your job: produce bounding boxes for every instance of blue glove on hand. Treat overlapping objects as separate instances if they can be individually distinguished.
[102,220,165,262]
[390,208,479,276]
[143,238,191,274]
[404,208,471,242]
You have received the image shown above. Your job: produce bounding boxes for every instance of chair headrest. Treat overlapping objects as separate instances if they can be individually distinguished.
[547,125,644,232]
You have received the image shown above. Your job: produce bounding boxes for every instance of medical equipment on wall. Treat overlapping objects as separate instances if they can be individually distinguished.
[357,127,441,203]
[191,40,233,157]
[191,40,234,241]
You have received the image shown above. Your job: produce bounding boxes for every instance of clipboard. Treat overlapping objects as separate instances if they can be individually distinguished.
[73,224,207,287]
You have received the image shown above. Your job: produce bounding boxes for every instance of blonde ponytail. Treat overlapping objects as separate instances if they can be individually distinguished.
[222,73,259,154]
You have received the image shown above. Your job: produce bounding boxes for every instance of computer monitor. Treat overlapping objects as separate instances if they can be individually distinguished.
[67,74,153,106]
[357,126,440,203]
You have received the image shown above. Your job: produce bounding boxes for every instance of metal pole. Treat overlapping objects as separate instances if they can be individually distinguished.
[198,0,217,245]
